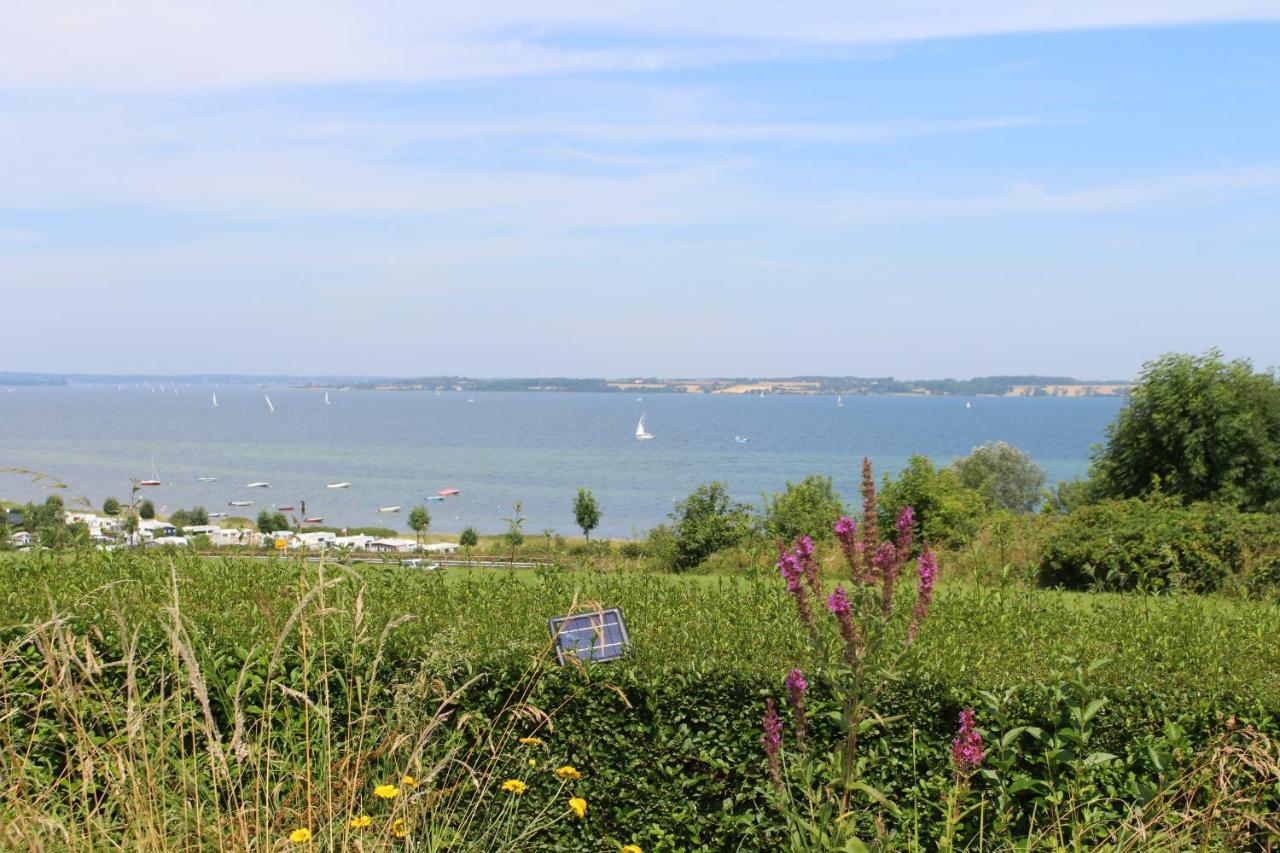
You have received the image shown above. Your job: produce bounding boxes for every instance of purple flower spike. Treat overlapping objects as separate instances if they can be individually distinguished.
[909,547,938,641]
[834,516,856,537]
[762,699,784,787]
[826,585,851,615]
[785,668,808,747]
[952,708,985,776]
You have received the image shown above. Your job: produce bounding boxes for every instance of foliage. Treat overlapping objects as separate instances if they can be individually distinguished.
[256,509,290,534]
[459,526,479,548]
[1038,495,1280,593]
[879,455,987,549]
[761,474,844,544]
[408,505,431,544]
[952,441,1046,514]
[139,499,155,520]
[572,488,601,541]
[669,482,755,571]
[1041,477,1098,515]
[1090,349,1280,511]
[102,496,120,516]
[503,501,526,563]
[169,506,209,528]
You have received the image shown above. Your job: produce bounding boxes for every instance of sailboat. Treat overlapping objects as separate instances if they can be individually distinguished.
[327,482,351,489]
[635,414,654,441]
[265,394,275,413]
[324,391,331,405]
[377,505,402,513]
[965,401,972,409]
[140,457,162,487]
[212,392,219,408]
[836,395,844,408]
[246,481,270,488]
[196,476,217,482]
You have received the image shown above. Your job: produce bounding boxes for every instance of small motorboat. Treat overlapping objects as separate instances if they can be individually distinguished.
[426,496,445,502]
[277,505,295,511]
[734,436,750,443]
[196,476,217,482]
[377,506,402,513]
[208,512,227,518]
[140,479,162,487]
[246,482,270,488]
[303,516,324,524]
[437,488,460,497]
[327,482,351,489]
[229,500,253,507]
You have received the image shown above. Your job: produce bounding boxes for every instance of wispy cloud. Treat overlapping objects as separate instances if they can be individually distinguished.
[2,2,1277,90]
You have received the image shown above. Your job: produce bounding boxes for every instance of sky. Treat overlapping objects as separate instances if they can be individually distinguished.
[2,2,1279,379]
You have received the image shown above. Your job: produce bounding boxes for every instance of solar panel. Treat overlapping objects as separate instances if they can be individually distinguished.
[548,608,631,664]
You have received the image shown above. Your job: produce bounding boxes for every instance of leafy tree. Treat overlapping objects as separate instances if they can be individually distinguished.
[573,488,601,541]
[256,510,290,534]
[139,500,155,520]
[952,441,1046,514]
[102,497,121,516]
[459,526,479,565]
[1041,478,1098,516]
[1091,349,1280,511]
[879,455,987,549]
[188,506,208,526]
[408,505,432,545]
[170,509,191,528]
[670,482,754,571]
[763,474,844,543]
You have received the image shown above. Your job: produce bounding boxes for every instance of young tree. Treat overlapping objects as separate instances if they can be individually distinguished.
[139,499,155,520]
[1091,350,1280,511]
[459,526,479,566]
[408,505,432,545]
[188,506,209,526]
[573,488,601,541]
[879,455,987,550]
[952,441,1046,514]
[102,497,121,516]
[503,501,526,566]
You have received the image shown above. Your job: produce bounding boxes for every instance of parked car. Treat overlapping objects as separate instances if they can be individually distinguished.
[399,559,440,571]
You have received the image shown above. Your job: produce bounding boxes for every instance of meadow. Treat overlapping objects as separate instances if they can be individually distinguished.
[2,547,1277,850]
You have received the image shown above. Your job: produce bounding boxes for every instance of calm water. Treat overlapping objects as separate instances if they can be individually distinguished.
[0,386,1123,537]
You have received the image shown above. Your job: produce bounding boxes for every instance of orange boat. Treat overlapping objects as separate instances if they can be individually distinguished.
[437,488,460,497]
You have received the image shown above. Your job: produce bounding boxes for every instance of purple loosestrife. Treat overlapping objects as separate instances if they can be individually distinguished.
[794,535,824,600]
[872,541,898,617]
[778,545,818,639]
[826,585,861,667]
[909,547,938,641]
[785,669,808,748]
[761,699,784,788]
[894,505,914,563]
[951,708,985,777]
[859,458,879,556]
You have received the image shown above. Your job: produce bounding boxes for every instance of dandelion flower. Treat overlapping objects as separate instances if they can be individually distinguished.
[568,796,587,819]
[391,818,407,838]
[528,758,538,768]
[400,774,416,788]
[554,765,582,780]
[621,846,643,853]
[374,783,399,799]
[349,815,371,829]
[288,828,312,843]
[518,736,544,746]
[501,779,527,795]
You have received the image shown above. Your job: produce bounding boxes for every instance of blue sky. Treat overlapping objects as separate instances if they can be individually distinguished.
[2,3,1279,378]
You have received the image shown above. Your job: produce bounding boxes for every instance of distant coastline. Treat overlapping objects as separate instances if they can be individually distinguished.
[1,372,1132,398]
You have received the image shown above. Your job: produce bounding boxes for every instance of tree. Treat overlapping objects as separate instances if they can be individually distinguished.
[503,502,526,566]
[573,488,601,541]
[102,497,121,516]
[763,474,845,543]
[139,500,155,520]
[1041,478,1098,516]
[460,526,479,565]
[170,509,191,528]
[879,455,987,549]
[408,505,432,545]
[670,482,754,571]
[1091,350,1280,511]
[188,506,208,526]
[952,441,1046,514]
[257,510,289,534]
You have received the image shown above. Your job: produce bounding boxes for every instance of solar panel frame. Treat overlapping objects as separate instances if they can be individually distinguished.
[548,607,631,664]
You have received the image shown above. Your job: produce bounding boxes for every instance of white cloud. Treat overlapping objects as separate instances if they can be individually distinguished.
[1,1,1276,90]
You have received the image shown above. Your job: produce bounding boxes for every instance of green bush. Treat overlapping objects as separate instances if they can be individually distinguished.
[668,483,755,571]
[953,441,1046,514]
[879,454,988,549]
[1038,496,1280,593]
[761,474,844,543]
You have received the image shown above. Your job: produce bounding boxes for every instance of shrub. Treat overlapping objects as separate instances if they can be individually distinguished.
[1038,496,1280,593]
[139,499,155,520]
[879,455,987,549]
[761,474,844,543]
[102,497,121,516]
[952,441,1045,514]
[669,483,755,571]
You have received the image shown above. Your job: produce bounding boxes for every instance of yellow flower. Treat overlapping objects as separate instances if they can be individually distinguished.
[349,815,372,829]
[501,779,527,795]
[568,796,587,819]
[518,736,544,746]
[374,783,400,799]
[391,818,407,839]
[288,828,312,843]
[621,846,643,853]
[527,758,538,768]
[400,775,417,788]
[554,765,582,780]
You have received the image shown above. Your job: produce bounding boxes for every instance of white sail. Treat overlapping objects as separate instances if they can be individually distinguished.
[212,392,218,407]
[324,391,331,405]
[635,414,654,440]
[836,394,844,407]
[265,394,275,413]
